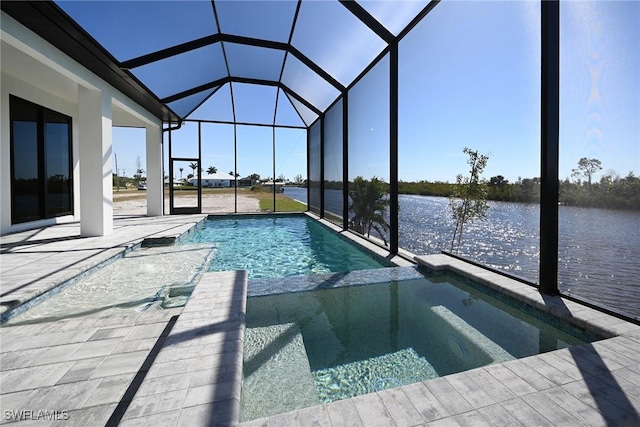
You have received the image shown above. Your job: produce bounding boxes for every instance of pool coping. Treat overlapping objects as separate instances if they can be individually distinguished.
[304,212,415,268]
[414,253,639,338]
[237,254,640,427]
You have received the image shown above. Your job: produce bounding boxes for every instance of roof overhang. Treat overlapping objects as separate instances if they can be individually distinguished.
[1,1,180,123]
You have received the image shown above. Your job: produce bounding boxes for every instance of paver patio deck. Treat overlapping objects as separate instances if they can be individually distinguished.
[1,215,639,426]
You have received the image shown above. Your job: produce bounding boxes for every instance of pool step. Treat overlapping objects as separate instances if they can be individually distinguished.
[241,322,321,422]
[426,305,515,373]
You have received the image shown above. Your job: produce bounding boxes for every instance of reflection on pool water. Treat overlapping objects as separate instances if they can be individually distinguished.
[241,274,601,421]
[179,215,391,278]
[4,244,214,325]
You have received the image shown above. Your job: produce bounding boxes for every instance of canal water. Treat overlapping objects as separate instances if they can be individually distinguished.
[284,187,640,319]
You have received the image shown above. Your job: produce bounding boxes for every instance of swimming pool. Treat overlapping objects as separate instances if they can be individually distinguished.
[180,214,391,278]
[3,214,388,325]
[240,272,601,421]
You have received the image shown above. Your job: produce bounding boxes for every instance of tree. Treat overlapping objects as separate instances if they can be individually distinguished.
[572,157,602,188]
[294,174,303,184]
[189,162,199,177]
[348,176,391,246]
[114,152,120,192]
[134,155,145,185]
[449,148,490,254]
[207,166,217,174]
[248,173,260,185]
[488,175,510,201]
[489,175,508,186]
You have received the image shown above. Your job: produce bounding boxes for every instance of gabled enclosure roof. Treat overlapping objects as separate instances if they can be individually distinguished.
[2,0,438,127]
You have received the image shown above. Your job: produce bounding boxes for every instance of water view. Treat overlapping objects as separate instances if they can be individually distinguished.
[284,187,640,319]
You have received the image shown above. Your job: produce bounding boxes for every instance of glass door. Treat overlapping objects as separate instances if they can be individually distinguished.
[169,157,201,214]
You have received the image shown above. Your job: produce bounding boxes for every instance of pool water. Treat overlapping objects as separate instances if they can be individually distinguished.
[241,275,600,421]
[180,215,390,278]
[4,244,214,325]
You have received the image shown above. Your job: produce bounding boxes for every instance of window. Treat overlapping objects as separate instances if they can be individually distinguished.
[10,96,73,223]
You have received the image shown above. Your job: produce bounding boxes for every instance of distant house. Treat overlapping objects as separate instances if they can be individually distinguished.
[189,173,236,188]
[263,181,286,192]
[237,177,252,187]
[164,178,180,187]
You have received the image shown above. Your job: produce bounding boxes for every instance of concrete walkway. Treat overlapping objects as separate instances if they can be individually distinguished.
[1,217,640,426]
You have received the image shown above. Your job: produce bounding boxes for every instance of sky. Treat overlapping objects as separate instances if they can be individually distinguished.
[96,1,639,184]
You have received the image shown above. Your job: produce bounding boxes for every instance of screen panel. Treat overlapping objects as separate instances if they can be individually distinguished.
[131,44,227,100]
[236,125,274,212]
[275,89,305,128]
[56,1,217,62]
[308,120,322,215]
[200,123,236,213]
[285,93,319,127]
[398,1,541,281]
[232,83,279,126]
[292,0,387,86]
[323,99,344,226]
[358,0,430,36]
[215,0,296,43]
[282,55,340,113]
[275,127,307,212]
[559,0,640,318]
[348,55,390,246]
[168,87,220,119]
[225,43,286,82]
[188,84,235,122]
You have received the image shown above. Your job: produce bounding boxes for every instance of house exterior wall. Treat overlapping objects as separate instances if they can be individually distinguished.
[1,12,162,235]
[0,71,80,234]
[189,179,232,188]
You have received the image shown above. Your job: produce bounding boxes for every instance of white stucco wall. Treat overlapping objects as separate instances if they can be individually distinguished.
[1,12,163,235]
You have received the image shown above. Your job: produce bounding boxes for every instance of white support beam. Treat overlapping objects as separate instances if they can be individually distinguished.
[78,86,113,236]
[146,124,163,216]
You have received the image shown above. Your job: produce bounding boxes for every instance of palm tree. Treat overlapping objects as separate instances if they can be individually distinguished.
[179,167,183,180]
[348,176,390,246]
[207,166,217,175]
[189,162,199,176]
[135,168,145,184]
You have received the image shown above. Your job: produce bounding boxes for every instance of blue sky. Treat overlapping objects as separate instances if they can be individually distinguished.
[104,1,638,185]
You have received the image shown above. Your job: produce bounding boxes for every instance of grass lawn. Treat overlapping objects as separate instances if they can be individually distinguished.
[255,193,307,212]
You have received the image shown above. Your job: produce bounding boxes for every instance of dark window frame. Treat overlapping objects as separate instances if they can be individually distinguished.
[10,95,74,224]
